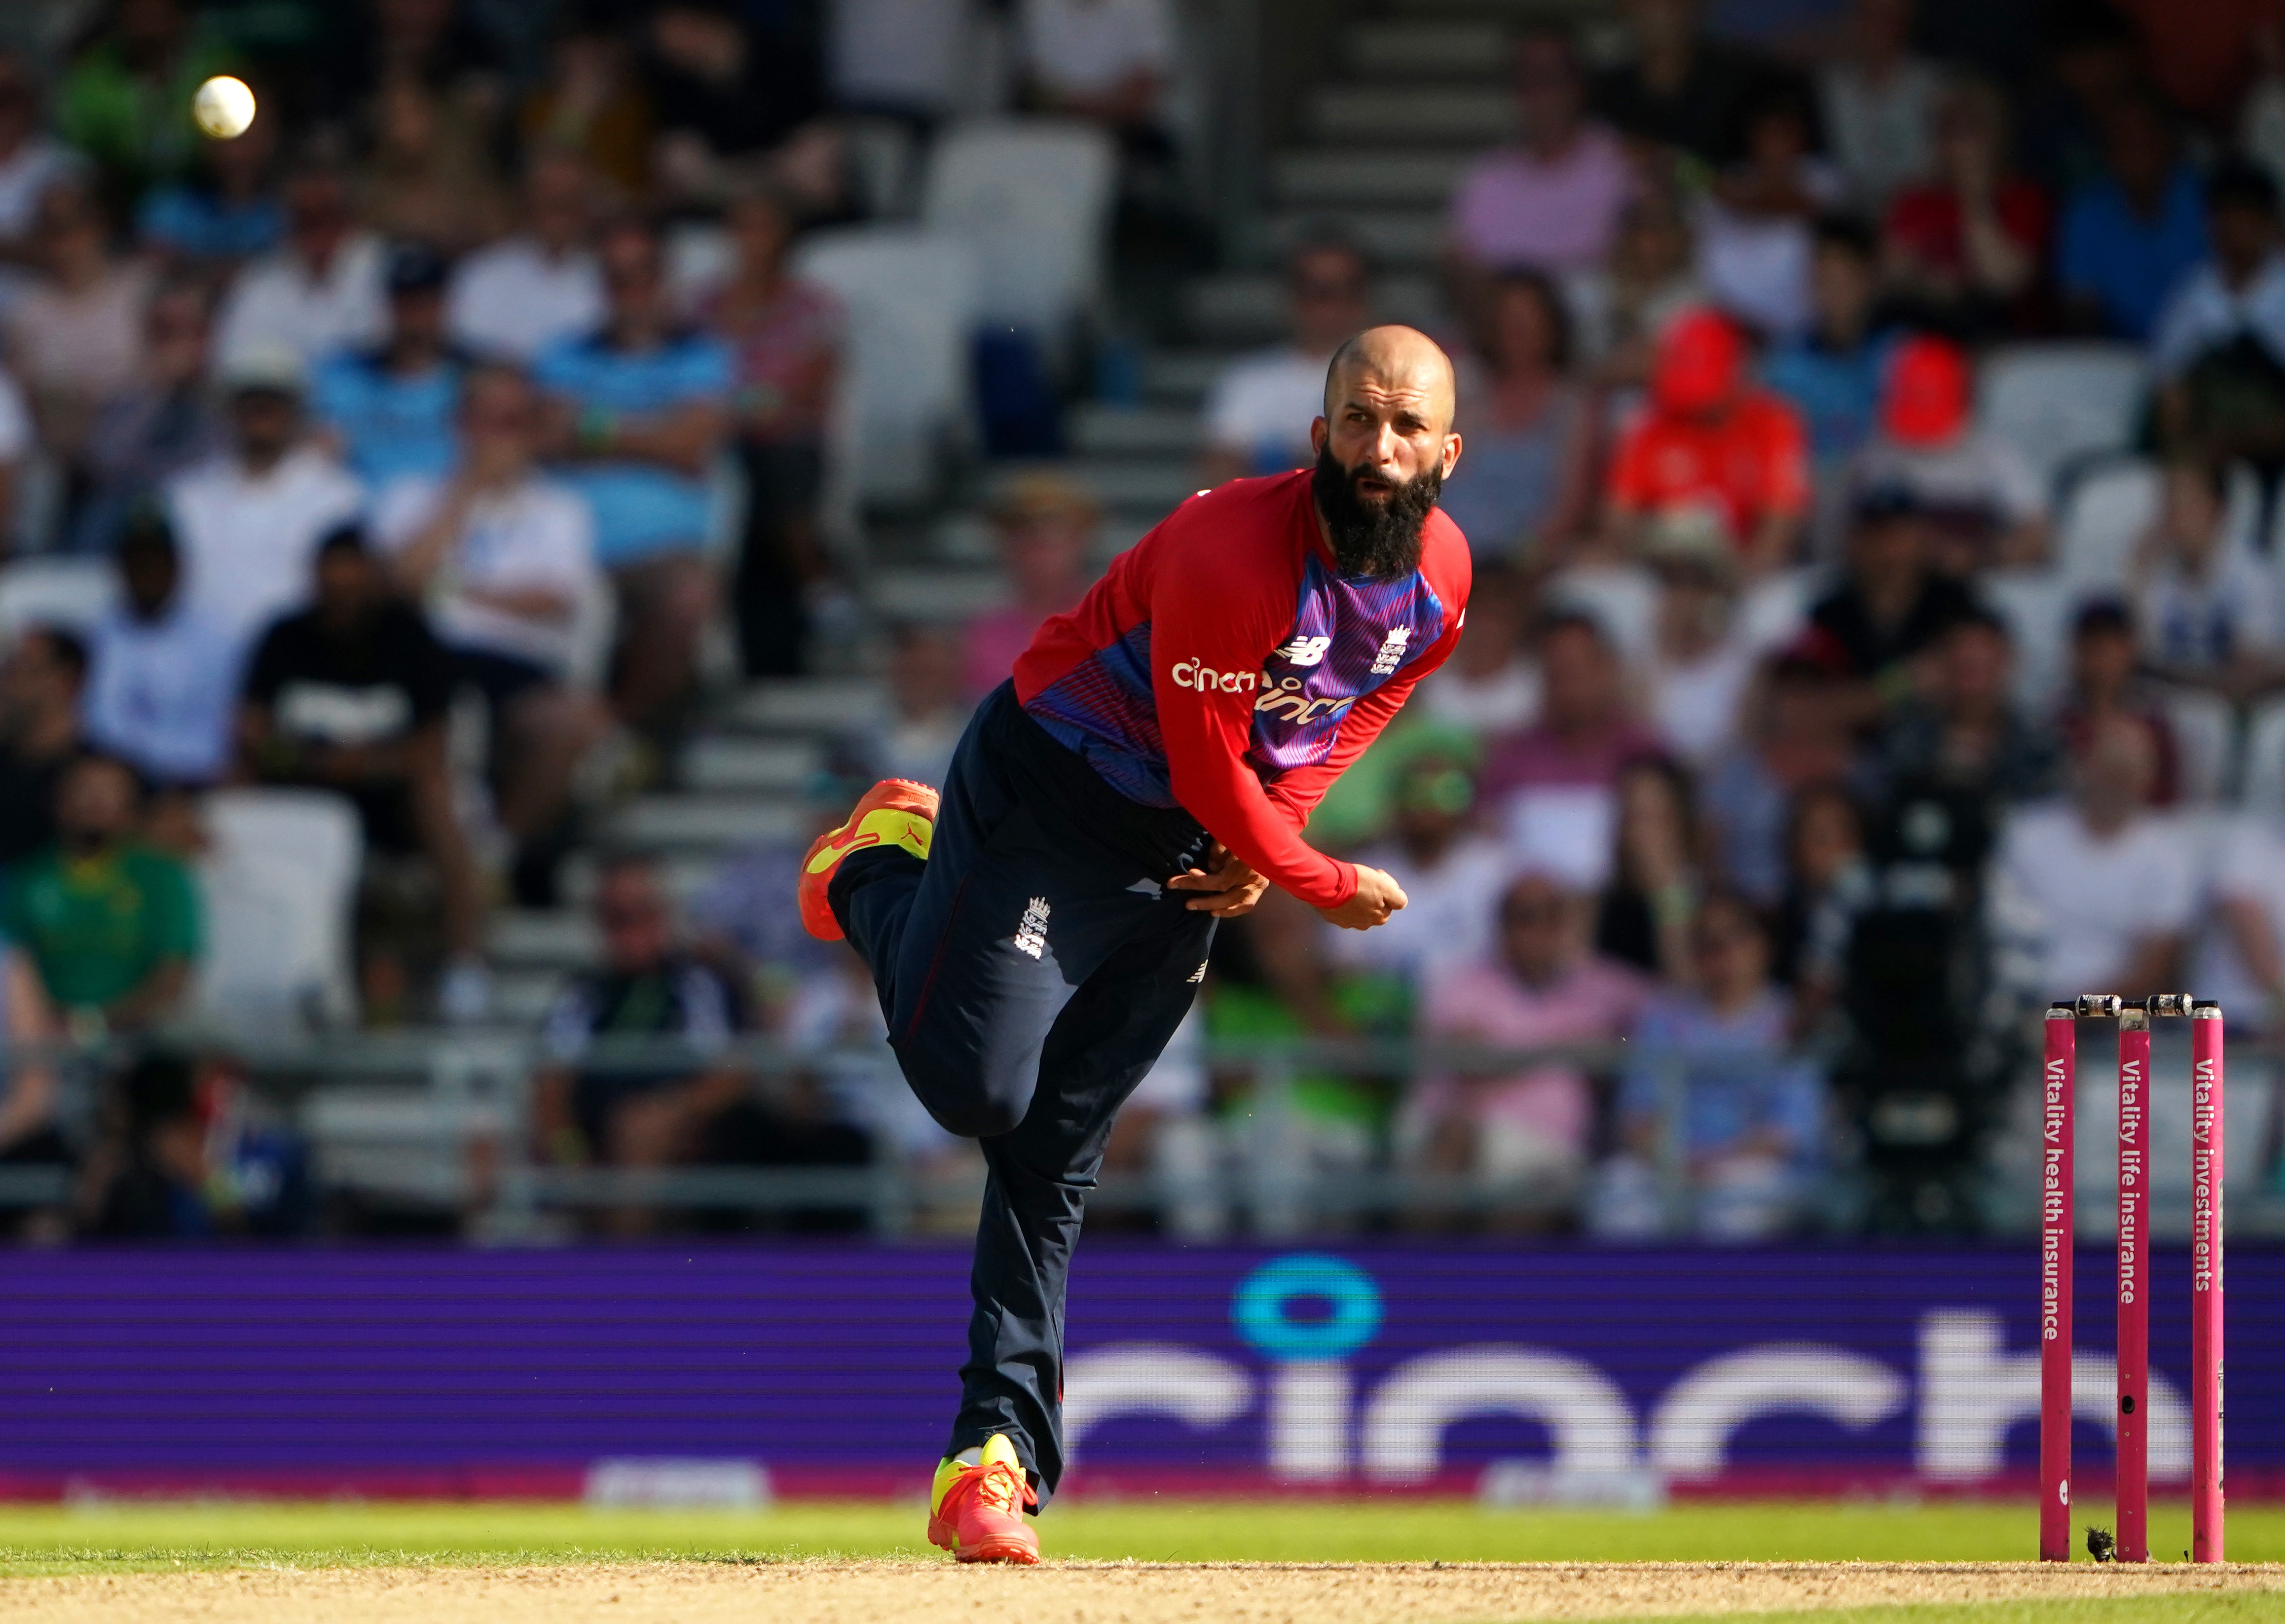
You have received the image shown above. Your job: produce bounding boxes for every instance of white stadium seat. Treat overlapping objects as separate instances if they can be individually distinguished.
[2054,457,2160,593]
[193,789,363,1037]
[1979,343,2149,494]
[921,118,1116,338]
[0,556,116,649]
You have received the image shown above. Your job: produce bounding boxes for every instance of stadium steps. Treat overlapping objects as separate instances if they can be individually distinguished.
[1139,349,1230,405]
[1309,84,1513,145]
[1069,402,1199,457]
[598,794,807,854]
[720,677,888,734]
[489,909,601,971]
[1346,19,1508,75]
[1183,270,1444,347]
[1272,148,1473,206]
[680,735,824,793]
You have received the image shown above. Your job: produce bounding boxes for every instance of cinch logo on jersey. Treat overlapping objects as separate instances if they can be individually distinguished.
[1170,658,1358,725]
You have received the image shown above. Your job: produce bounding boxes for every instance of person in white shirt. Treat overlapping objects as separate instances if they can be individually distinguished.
[446,149,605,363]
[2135,453,2282,701]
[374,363,607,902]
[1199,236,1370,487]
[1996,713,2194,1001]
[1018,0,1173,138]
[213,153,386,371]
[2192,807,2285,1034]
[1816,0,1942,211]
[2148,159,2285,441]
[1641,513,1755,767]
[1327,747,1513,992]
[81,507,243,787]
[1419,560,1542,736]
[163,344,366,657]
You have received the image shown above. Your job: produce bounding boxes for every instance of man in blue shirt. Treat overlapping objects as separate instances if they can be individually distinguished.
[1763,216,1889,469]
[534,217,731,729]
[310,242,463,486]
[2059,93,2209,342]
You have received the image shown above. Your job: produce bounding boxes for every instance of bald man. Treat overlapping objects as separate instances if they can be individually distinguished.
[796,326,1471,1561]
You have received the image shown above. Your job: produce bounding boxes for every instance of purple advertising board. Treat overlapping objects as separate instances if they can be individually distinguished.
[0,1245,2274,1500]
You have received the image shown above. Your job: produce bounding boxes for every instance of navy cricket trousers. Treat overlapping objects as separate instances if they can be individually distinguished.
[828,686,1216,1499]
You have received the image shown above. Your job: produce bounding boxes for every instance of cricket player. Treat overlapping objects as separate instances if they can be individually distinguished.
[797,326,1469,1561]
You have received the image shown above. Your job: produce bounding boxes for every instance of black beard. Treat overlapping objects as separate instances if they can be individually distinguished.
[1311,444,1440,578]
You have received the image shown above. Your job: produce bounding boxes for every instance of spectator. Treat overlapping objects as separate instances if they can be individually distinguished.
[1598,889,1826,1238]
[82,507,241,789]
[164,344,365,654]
[1802,487,1979,704]
[320,0,512,115]
[1326,747,1511,992]
[74,279,224,555]
[1589,0,1764,166]
[1447,25,1633,282]
[0,53,83,261]
[2109,0,2272,125]
[1882,76,2048,338]
[0,935,64,1233]
[1201,235,1370,486]
[447,148,605,364]
[2133,453,2282,702]
[1418,559,1542,736]
[239,526,487,1022]
[2149,159,2285,476]
[1642,517,1755,765]
[1869,607,2062,807]
[535,216,731,733]
[0,358,26,557]
[374,363,606,903]
[963,472,1096,701]
[2,753,199,1032]
[646,0,825,208]
[54,0,236,206]
[82,1052,309,1240]
[1817,0,1942,211]
[1,182,155,477]
[1606,308,1811,578]
[708,180,843,680]
[1018,0,1175,145]
[355,72,508,256]
[519,22,654,200]
[1406,869,1650,1223]
[2053,599,2183,805]
[2192,797,2285,1036]
[213,148,387,370]
[1702,655,1858,905]
[135,99,282,270]
[1567,186,1704,391]
[689,806,845,1032]
[1769,778,1863,984]
[537,855,864,1233]
[311,242,464,489]
[1695,79,1845,343]
[1440,271,1596,563]
[851,622,970,789]
[1849,334,2048,571]
[1481,613,1661,889]
[2246,18,2285,201]
[1996,713,2191,1000]
[1594,753,1705,983]
[0,630,89,867]
[1762,216,1888,479]
[2058,93,2207,343]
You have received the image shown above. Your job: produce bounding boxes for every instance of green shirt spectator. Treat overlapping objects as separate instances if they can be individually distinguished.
[55,2,238,203]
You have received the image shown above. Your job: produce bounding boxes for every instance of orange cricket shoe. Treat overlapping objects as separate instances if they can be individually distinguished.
[927,1434,1040,1564]
[798,778,940,941]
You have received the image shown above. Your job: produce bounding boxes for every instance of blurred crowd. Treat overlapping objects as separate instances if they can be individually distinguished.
[2,0,2285,1242]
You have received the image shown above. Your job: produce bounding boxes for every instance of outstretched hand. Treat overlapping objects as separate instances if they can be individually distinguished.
[1167,843,1270,917]
[1318,864,1407,931]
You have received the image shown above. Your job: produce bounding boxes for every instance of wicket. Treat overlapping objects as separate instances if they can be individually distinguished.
[2037,994,2224,1564]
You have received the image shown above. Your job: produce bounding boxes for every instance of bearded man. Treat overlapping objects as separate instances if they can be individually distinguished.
[795,326,1470,1561]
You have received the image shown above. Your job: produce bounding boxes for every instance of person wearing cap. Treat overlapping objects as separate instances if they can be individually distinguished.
[2149,157,2285,474]
[1641,509,1756,766]
[310,241,465,488]
[213,147,387,370]
[163,340,365,658]
[1605,307,1810,579]
[1848,332,2046,570]
[82,506,243,790]
[961,472,1098,701]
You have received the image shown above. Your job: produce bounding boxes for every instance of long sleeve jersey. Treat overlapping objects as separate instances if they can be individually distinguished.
[1013,470,1471,908]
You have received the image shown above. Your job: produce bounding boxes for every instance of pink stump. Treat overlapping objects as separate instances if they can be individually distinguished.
[2191,1004,2225,1563]
[2039,1006,2076,1562]
[2116,1007,2150,1564]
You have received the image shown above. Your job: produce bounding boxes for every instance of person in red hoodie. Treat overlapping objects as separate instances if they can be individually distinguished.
[797,325,1470,1562]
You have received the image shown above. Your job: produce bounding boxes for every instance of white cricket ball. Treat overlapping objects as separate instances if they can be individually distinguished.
[192,75,257,141]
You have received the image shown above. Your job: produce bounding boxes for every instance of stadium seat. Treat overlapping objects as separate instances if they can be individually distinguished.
[1980,568,2073,709]
[2242,693,2285,812]
[2162,686,2237,805]
[1978,343,2149,494]
[792,224,982,508]
[921,119,1116,341]
[2054,457,2160,593]
[192,789,363,1036]
[0,555,115,648]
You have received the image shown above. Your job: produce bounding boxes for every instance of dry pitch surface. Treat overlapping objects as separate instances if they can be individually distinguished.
[2,1560,2280,1624]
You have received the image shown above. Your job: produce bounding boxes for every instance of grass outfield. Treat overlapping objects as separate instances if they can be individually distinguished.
[0,1497,2276,1573]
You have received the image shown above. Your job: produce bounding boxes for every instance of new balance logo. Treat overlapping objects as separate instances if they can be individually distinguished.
[1013,897,1051,959]
[1277,634,1331,667]
[1370,626,1412,675]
